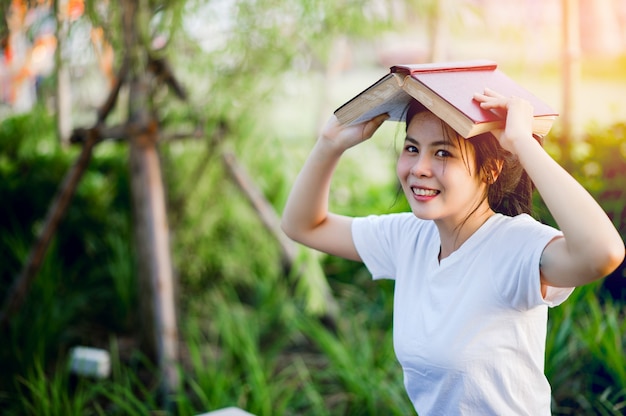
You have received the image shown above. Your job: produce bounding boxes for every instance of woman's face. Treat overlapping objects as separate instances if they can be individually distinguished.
[397,111,488,227]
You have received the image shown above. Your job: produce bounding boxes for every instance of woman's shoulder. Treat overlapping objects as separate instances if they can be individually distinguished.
[356,211,433,231]
[492,213,556,229]
[488,213,561,242]
[353,212,437,242]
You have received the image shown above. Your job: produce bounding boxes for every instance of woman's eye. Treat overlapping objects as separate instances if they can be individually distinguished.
[435,149,451,158]
[405,145,418,153]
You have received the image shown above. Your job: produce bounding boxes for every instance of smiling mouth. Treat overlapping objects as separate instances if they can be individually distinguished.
[411,187,440,197]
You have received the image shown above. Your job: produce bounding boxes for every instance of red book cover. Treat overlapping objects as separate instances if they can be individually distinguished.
[392,61,558,124]
[334,60,558,137]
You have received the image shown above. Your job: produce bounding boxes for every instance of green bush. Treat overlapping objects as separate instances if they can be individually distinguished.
[0,108,137,411]
[577,123,626,301]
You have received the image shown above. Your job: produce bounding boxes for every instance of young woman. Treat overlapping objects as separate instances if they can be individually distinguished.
[281,87,625,414]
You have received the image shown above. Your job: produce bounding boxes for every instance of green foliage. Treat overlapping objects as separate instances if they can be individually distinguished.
[547,284,626,415]
[293,277,411,415]
[12,359,99,416]
[295,315,408,415]
[180,287,299,415]
[539,125,626,414]
[565,123,626,301]
[576,123,626,234]
[0,109,137,409]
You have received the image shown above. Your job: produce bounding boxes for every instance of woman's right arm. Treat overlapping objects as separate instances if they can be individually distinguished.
[280,114,388,261]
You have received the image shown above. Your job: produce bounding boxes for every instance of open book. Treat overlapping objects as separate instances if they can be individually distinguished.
[334,60,558,138]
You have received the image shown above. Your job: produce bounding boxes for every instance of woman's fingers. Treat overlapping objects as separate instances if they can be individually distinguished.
[482,87,505,98]
[472,89,535,153]
[361,113,390,139]
[320,113,389,151]
[474,90,509,119]
[474,88,508,110]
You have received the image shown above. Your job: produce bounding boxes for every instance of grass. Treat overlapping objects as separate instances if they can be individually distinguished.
[14,361,98,416]
[4,269,624,415]
[547,284,626,415]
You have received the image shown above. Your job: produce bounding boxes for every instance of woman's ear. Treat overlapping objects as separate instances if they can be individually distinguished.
[482,159,504,184]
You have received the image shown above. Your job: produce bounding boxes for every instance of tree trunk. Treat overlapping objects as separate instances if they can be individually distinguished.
[428,0,447,62]
[579,0,622,56]
[561,0,581,157]
[128,119,180,397]
[122,0,179,399]
[55,0,72,144]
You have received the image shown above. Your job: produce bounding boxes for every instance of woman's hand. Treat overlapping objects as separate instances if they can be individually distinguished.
[473,88,535,154]
[320,113,389,153]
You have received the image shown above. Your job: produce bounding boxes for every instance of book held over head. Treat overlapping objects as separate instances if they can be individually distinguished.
[334,60,558,138]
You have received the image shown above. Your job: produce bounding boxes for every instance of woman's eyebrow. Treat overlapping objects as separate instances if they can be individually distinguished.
[404,136,452,148]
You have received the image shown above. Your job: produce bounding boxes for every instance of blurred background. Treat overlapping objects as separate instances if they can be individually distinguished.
[1,0,625,415]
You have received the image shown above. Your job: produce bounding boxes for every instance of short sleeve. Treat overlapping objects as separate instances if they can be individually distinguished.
[543,285,575,307]
[352,213,426,280]
[491,214,574,310]
[352,215,398,280]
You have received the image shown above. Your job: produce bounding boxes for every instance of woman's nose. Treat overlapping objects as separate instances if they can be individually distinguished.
[410,155,432,177]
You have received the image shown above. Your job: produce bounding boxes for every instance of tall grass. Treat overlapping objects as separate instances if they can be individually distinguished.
[295,312,412,415]
[547,284,626,415]
[13,360,99,416]
[177,288,299,415]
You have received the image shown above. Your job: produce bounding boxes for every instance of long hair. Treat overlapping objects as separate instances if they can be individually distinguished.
[405,99,534,217]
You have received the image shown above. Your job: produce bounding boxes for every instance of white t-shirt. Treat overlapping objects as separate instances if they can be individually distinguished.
[352,212,574,415]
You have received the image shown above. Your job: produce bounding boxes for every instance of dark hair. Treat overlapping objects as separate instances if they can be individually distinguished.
[405,99,534,217]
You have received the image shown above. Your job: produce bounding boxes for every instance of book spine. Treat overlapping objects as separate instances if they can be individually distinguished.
[391,60,497,76]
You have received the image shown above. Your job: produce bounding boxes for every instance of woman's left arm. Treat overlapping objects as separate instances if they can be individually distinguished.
[475,89,625,287]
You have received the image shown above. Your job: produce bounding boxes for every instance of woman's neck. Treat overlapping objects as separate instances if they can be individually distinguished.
[437,203,495,261]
